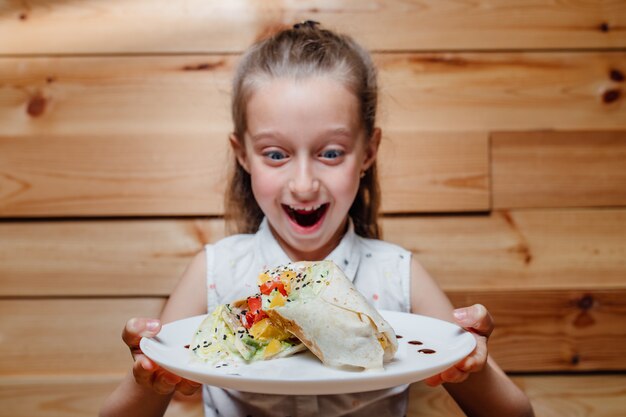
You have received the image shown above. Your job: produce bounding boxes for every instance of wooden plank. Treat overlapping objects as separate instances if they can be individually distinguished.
[446,289,626,372]
[1,209,625,296]
[1,0,624,54]
[379,131,489,213]
[0,132,489,217]
[0,219,225,296]
[0,55,233,137]
[0,375,203,417]
[382,208,626,292]
[1,291,625,374]
[376,52,626,132]
[407,374,626,417]
[2,52,625,135]
[492,131,626,209]
[0,134,230,216]
[0,298,165,375]
[1,374,626,417]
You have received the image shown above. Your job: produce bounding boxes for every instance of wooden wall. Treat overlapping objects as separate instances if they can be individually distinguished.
[1,1,625,416]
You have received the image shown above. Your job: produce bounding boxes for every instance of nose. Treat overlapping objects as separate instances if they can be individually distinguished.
[288,158,320,198]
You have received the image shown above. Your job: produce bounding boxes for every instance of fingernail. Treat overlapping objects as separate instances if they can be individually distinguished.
[165,374,179,385]
[141,358,152,371]
[128,319,141,332]
[146,320,159,331]
[453,309,467,321]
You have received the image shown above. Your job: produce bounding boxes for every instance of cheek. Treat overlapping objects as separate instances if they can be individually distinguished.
[249,166,282,202]
[327,169,361,204]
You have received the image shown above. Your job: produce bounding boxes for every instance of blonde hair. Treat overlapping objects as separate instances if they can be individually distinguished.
[225,22,381,238]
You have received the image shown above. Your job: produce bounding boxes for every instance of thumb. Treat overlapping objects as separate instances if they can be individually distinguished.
[452,304,493,338]
[122,318,162,349]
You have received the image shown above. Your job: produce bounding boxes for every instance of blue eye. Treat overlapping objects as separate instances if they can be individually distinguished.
[264,151,286,161]
[321,149,343,159]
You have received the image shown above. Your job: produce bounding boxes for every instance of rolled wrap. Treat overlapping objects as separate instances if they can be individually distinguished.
[260,260,398,370]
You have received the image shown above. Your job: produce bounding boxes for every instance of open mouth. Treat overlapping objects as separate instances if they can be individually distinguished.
[282,203,329,228]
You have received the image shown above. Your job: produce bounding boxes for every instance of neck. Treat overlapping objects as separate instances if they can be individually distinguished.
[269,218,349,262]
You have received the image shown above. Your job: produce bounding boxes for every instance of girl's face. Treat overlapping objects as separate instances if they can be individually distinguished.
[232,76,380,261]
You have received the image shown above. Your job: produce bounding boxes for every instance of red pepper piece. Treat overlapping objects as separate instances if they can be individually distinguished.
[259,280,287,296]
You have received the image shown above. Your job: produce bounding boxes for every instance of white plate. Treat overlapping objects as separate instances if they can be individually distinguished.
[140,310,476,395]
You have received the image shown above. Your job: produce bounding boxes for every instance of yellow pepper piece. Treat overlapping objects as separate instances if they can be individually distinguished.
[249,318,290,341]
[257,273,272,286]
[280,270,296,281]
[264,338,282,358]
[269,292,286,308]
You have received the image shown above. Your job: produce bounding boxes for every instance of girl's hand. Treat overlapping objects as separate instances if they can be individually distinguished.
[424,304,494,387]
[122,317,202,396]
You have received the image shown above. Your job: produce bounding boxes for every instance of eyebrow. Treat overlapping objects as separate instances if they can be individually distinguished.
[249,127,354,142]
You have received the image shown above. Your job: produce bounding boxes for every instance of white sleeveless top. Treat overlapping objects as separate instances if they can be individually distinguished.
[203,218,412,417]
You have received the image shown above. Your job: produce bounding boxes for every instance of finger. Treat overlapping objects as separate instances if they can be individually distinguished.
[152,370,182,396]
[453,304,494,337]
[424,373,443,387]
[122,318,161,350]
[177,379,202,396]
[439,366,470,384]
[132,355,158,387]
[458,336,488,373]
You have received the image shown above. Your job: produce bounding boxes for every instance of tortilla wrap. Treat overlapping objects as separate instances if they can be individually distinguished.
[260,260,398,370]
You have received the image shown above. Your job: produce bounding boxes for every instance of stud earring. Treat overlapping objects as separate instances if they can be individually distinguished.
[360,170,366,178]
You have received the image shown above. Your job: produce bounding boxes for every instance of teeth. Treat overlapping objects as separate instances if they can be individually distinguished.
[288,204,322,212]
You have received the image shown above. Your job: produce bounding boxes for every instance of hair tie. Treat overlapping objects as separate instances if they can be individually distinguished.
[293,20,320,30]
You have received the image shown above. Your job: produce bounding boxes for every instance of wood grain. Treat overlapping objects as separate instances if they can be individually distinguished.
[0,375,203,417]
[0,131,488,216]
[0,298,165,375]
[0,134,231,216]
[2,52,625,135]
[1,374,625,417]
[382,208,626,292]
[375,52,626,132]
[0,218,225,296]
[407,374,626,417]
[1,291,625,374]
[1,0,624,54]
[2,209,625,296]
[447,289,626,372]
[492,131,626,209]
[379,131,489,213]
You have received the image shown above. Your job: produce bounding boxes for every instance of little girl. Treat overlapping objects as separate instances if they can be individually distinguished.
[100,22,534,417]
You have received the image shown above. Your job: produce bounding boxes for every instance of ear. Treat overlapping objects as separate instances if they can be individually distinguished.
[229,133,250,173]
[362,127,381,171]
